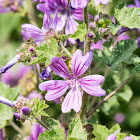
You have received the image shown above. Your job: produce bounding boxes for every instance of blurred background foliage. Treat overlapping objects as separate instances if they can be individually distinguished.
[0,0,140,138]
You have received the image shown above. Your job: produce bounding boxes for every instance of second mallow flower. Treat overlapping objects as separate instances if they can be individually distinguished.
[39,49,106,113]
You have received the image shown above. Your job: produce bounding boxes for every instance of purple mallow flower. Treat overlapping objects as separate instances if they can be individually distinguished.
[0,129,4,140]
[106,130,133,140]
[21,106,31,115]
[90,41,103,51]
[114,113,125,124]
[40,66,51,80]
[0,54,20,74]
[106,130,119,140]
[94,0,110,6]
[21,10,64,43]
[30,123,45,140]
[47,0,92,35]
[39,49,106,113]
[1,63,31,88]
[70,0,88,8]
[0,0,23,13]
[0,95,17,107]
[127,0,140,8]
[28,90,43,100]
[14,112,21,120]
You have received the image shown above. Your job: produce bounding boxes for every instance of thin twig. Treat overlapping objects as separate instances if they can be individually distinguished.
[61,43,72,58]
[10,121,26,138]
[80,3,89,123]
[36,118,50,130]
[25,0,38,26]
[87,74,135,120]
[34,64,40,89]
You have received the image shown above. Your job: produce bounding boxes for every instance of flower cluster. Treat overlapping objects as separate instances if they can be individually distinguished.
[22,0,92,44]
[0,0,23,13]
[39,49,106,113]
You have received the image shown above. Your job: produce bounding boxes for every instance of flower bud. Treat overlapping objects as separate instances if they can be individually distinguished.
[0,54,20,74]
[116,27,130,35]
[21,106,31,115]
[88,33,93,38]
[14,112,21,120]
[40,66,51,80]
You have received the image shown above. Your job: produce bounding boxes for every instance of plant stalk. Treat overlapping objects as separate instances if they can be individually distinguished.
[80,2,89,123]
[87,74,135,120]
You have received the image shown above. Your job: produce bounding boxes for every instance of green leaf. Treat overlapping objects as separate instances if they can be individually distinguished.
[0,83,21,129]
[109,22,122,35]
[115,3,140,29]
[93,39,138,72]
[71,24,88,42]
[117,85,133,102]
[38,118,66,140]
[68,118,87,140]
[30,98,49,118]
[92,124,126,140]
[130,134,140,140]
[101,96,120,115]
[31,38,59,66]
[132,63,140,74]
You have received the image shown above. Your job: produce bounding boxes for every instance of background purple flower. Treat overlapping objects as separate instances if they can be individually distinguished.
[28,90,43,100]
[0,129,4,140]
[21,10,64,43]
[94,0,110,6]
[0,0,23,13]
[114,113,126,124]
[30,123,45,140]
[1,63,31,87]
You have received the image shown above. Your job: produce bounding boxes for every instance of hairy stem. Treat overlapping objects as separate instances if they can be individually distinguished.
[87,74,135,120]
[25,0,37,26]
[80,2,89,123]
[34,64,40,89]
[61,43,72,58]
[36,118,50,130]
[10,121,26,138]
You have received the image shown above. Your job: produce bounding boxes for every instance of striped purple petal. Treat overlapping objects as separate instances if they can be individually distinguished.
[90,41,103,51]
[62,84,82,113]
[39,80,70,101]
[50,57,72,79]
[71,49,93,78]
[78,75,106,97]
[30,123,45,140]
[106,130,119,140]
[36,2,47,13]
[70,0,88,8]
[123,137,133,140]
[21,24,45,43]
[65,15,79,35]
[47,0,68,13]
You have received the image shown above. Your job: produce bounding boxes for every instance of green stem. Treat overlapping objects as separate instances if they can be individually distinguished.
[83,5,89,55]
[34,65,39,89]
[24,0,37,26]
[80,2,89,123]
[61,43,72,58]
[10,121,26,138]
[87,74,135,120]
[36,118,50,130]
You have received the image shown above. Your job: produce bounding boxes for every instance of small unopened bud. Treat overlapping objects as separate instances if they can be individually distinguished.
[0,54,20,74]
[88,33,93,38]
[14,113,21,120]
[40,66,51,80]
[116,27,130,35]
[21,106,31,115]
[29,48,34,51]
